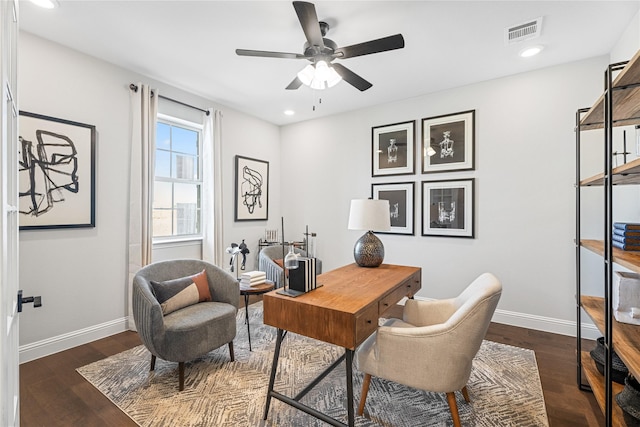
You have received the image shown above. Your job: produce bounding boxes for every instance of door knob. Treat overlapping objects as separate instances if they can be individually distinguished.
[17,290,42,313]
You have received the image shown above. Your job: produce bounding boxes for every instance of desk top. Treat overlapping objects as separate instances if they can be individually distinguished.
[263,263,421,349]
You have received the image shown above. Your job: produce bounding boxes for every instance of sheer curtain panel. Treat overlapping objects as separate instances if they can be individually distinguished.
[128,83,157,331]
[202,109,224,267]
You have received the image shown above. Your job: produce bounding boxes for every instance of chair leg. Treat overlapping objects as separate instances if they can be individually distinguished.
[446,392,462,427]
[150,354,156,371]
[358,373,372,416]
[228,341,235,362]
[178,362,185,391]
[461,386,470,402]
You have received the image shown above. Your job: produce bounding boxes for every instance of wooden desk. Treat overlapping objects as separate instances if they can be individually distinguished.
[262,263,421,427]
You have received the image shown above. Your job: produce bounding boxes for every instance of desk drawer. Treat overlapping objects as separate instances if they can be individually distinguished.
[379,275,420,315]
[355,303,379,345]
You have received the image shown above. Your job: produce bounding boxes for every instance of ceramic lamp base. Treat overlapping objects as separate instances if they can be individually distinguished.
[353,231,384,268]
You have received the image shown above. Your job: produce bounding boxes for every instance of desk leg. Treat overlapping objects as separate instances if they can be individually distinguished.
[346,349,355,427]
[243,294,252,351]
[263,328,284,420]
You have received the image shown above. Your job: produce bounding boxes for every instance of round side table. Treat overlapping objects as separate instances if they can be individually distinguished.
[239,280,274,351]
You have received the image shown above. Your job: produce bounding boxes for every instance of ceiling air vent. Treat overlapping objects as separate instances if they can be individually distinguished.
[505,17,543,45]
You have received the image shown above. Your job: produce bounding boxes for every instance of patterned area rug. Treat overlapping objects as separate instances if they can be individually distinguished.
[77,302,548,426]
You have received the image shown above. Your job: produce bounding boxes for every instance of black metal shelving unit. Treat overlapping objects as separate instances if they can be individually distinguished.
[575,49,640,427]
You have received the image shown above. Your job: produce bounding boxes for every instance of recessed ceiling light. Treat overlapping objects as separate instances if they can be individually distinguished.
[29,0,59,8]
[519,45,544,58]
[284,110,295,116]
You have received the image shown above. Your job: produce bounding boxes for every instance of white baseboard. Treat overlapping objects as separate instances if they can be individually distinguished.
[491,308,601,340]
[410,296,601,340]
[19,317,129,364]
[19,302,602,364]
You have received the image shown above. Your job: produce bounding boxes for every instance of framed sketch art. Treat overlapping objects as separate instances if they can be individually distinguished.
[18,111,96,230]
[422,178,474,238]
[372,182,414,235]
[372,120,415,176]
[422,110,475,173]
[235,155,269,221]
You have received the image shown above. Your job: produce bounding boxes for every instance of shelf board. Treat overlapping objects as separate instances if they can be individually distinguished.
[580,351,625,427]
[582,295,640,381]
[581,239,640,274]
[580,49,640,130]
[580,157,640,186]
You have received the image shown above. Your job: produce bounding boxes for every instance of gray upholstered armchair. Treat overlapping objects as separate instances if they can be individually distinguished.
[132,259,239,391]
[356,273,502,427]
[258,245,322,288]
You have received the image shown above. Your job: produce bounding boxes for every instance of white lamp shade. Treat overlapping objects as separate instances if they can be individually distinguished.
[348,199,391,232]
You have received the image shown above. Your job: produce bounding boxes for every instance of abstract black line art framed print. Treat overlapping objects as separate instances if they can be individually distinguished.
[422,178,474,238]
[235,155,269,221]
[372,182,414,235]
[372,120,415,177]
[18,111,96,230]
[422,110,475,173]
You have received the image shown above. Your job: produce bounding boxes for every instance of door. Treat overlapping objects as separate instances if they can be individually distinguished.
[1,1,20,426]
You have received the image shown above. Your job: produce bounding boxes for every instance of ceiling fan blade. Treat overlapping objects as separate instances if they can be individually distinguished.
[293,1,325,50]
[332,63,372,91]
[236,49,306,59]
[335,34,405,59]
[286,76,303,90]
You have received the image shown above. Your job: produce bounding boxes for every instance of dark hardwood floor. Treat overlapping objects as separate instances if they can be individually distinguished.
[20,298,603,426]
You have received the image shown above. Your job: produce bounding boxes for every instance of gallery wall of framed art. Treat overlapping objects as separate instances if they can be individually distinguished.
[369,109,477,239]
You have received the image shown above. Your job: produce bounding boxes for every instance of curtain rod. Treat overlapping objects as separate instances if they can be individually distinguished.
[129,83,210,116]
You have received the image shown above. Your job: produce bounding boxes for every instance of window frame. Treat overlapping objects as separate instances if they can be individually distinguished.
[153,113,204,244]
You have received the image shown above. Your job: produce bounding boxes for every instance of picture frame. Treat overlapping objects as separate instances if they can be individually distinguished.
[372,182,414,235]
[235,155,269,221]
[372,120,415,176]
[18,111,96,230]
[422,110,475,173]
[421,178,474,238]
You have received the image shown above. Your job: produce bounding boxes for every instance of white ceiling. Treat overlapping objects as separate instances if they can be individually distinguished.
[19,1,640,126]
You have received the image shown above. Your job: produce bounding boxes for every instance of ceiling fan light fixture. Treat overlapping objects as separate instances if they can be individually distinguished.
[326,66,342,88]
[297,61,342,90]
[297,64,316,86]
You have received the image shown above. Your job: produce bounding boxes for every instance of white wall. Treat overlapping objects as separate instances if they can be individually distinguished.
[17,32,280,362]
[280,55,609,334]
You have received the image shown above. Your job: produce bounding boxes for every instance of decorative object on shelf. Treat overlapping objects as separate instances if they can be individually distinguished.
[348,199,391,267]
[612,222,640,251]
[18,111,96,230]
[226,240,250,278]
[636,125,640,156]
[371,121,415,177]
[589,337,628,384]
[616,375,640,427]
[264,228,279,242]
[275,217,305,297]
[422,179,474,238]
[235,155,269,221]
[371,182,415,235]
[614,271,640,325]
[422,110,475,173]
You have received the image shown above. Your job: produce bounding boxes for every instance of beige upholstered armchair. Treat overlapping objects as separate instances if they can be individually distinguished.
[258,245,322,288]
[132,259,239,391]
[356,272,502,427]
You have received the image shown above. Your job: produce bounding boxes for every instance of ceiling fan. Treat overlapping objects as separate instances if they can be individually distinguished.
[235,1,405,91]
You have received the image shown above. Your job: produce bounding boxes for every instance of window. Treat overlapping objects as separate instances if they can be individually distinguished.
[153,117,202,240]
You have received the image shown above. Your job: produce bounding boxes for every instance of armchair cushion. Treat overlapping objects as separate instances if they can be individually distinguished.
[150,269,212,315]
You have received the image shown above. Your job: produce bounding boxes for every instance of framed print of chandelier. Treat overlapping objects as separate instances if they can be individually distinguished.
[371,121,415,177]
[422,110,475,173]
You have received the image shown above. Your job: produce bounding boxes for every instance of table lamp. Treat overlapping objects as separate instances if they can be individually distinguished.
[348,199,391,267]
